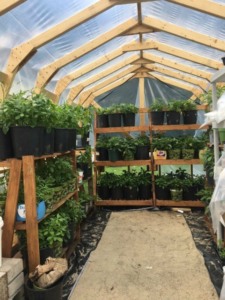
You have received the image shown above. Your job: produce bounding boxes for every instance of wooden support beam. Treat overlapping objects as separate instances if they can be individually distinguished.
[0,0,26,15]
[54,47,125,97]
[131,58,153,64]
[35,18,138,92]
[79,65,138,105]
[6,0,115,74]
[139,78,145,124]
[84,74,134,107]
[143,52,212,80]
[147,64,209,90]
[66,53,140,104]
[167,0,225,19]
[42,89,58,104]
[121,24,154,35]
[143,16,225,52]
[151,73,203,97]
[123,40,222,69]
[133,72,153,79]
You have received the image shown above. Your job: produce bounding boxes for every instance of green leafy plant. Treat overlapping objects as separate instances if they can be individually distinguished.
[155,174,170,189]
[149,100,165,112]
[121,170,138,188]
[119,103,138,113]
[137,168,152,186]
[180,100,197,111]
[97,172,113,187]
[201,147,214,177]
[122,137,136,160]
[135,134,150,146]
[106,136,124,152]
[166,100,183,112]
[77,146,92,167]
[96,135,110,148]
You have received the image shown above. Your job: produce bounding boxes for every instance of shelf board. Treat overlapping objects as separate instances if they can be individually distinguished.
[151,124,208,131]
[154,159,202,165]
[15,191,77,230]
[94,160,151,166]
[95,200,153,206]
[156,200,205,207]
[34,150,75,160]
[95,126,150,133]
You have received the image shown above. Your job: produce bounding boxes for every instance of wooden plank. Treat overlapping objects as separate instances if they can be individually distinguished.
[95,125,149,133]
[156,200,205,207]
[22,156,40,273]
[151,124,208,131]
[154,159,202,165]
[139,78,145,125]
[94,160,151,167]
[35,19,138,91]
[0,0,26,16]
[143,16,225,52]
[95,200,153,206]
[2,160,22,258]
[167,0,225,19]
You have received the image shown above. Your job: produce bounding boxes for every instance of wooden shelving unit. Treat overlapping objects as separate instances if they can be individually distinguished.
[2,150,78,273]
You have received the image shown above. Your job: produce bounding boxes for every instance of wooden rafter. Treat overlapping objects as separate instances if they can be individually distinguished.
[143,16,225,52]
[143,52,212,80]
[34,18,138,92]
[123,40,222,69]
[167,0,225,19]
[54,47,127,97]
[6,0,115,74]
[79,65,138,105]
[121,24,154,35]
[84,74,135,107]
[66,53,140,104]
[0,0,26,15]
[151,73,203,97]
[147,64,209,90]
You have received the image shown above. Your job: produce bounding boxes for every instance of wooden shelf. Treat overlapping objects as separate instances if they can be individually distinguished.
[15,191,77,230]
[95,200,153,206]
[34,150,75,160]
[94,160,151,167]
[156,200,205,207]
[151,124,208,131]
[154,159,202,165]
[95,125,150,133]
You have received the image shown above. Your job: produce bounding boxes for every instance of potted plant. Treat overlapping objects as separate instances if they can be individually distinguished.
[122,137,137,160]
[154,174,171,200]
[77,146,92,179]
[97,172,112,200]
[165,100,182,125]
[106,104,123,127]
[201,147,214,186]
[152,136,171,159]
[180,135,195,159]
[121,170,139,200]
[106,136,123,161]
[96,135,109,161]
[167,168,189,201]
[96,107,109,128]
[2,91,46,157]
[149,100,165,125]
[135,134,150,160]
[196,187,213,215]
[183,174,205,201]
[75,105,93,147]
[181,100,197,124]
[166,137,181,159]
[137,168,152,199]
[108,173,124,200]
[119,103,138,126]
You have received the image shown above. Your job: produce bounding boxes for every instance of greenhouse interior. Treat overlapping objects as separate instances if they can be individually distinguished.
[2,0,225,299]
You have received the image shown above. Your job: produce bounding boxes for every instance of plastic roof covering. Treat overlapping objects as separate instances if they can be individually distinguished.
[1,0,225,105]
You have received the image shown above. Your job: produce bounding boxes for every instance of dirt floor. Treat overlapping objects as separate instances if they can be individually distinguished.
[69,210,218,300]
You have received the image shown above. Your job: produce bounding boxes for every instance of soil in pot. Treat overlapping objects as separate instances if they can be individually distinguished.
[166,111,181,125]
[122,113,136,126]
[150,111,165,125]
[183,110,197,124]
[108,113,122,127]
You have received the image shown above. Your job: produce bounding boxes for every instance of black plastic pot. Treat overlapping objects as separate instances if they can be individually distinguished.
[183,110,197,124]
[108,149,122,162]
[11,126,44,157]
[77,162,89,179]
[123,186,138,200]
[150,111,165,125]
[54,128,69,152]
[0,129,13,160]
[155,186,170,200]
[97,114,109,128]
[40,248,55,265]
[122,113,135,126]
[96,147,108,161]
[97,185,110,200]
[25,277,64,300]
[111,187,124,200]
[183,186,198,201]
[108,113,122,127]
[67,129,77,150]
[139,184,152,200]
[135,145,150,160]
[42,129,55,155]
[166,111,181,125]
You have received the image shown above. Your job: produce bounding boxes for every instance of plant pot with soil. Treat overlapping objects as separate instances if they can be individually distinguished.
[181,100,197,124]
[120,103,138,126]
[96,135,109,161]
[106,136,123,161]
[122,170,139,200]
[149,100,165,125]
[137,168,152,200]
[135,134,150,160]
[165,100,182,125]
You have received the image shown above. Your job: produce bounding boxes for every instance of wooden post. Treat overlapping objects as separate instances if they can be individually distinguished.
[138,77,145,126]
[2,159,22,257]
[22,156,40,272]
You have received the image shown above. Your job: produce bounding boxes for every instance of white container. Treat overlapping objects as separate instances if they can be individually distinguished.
[0,217,4,267]
[78,171,84,184]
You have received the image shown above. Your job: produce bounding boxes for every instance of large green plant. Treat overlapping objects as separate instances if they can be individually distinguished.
[135,134,150,146]
[121,170,138,188]
[180,100,197,111]
[137,168,152,186]
[149,100,165,112]
[106,136,124,152]
[166,100,183,112]
[97,172,112,187]
[119,103,138,113]
[122,137,136,160]
[96,135,110,148]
